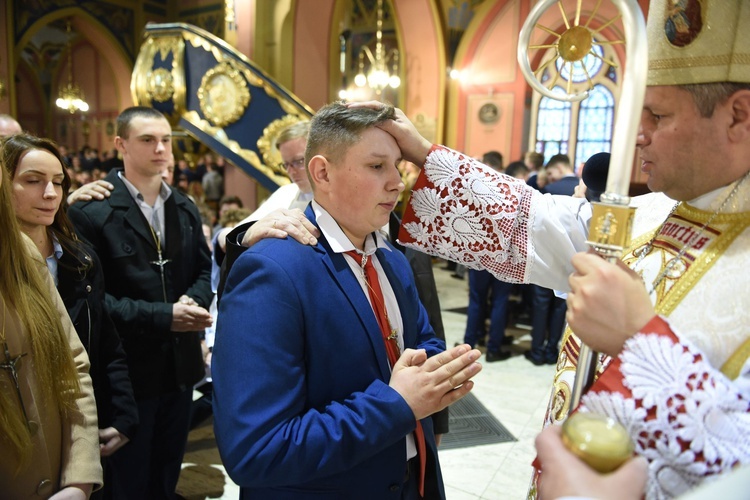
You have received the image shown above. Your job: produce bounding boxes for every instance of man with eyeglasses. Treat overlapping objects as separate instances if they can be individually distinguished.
[212,121,313,264]
[248,120,313,217]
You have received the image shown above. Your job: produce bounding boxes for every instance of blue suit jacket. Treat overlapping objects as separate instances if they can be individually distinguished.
[543,175,579,196]
[213,207,447,499]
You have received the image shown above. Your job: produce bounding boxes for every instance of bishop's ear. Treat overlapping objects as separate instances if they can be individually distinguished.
[728,89,750,142]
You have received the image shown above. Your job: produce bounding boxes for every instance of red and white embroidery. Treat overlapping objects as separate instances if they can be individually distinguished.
[401,146,532,283]
[580,332,750,499]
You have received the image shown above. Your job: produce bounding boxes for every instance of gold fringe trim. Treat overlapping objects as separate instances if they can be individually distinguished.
[649,52,750,70]
[656,206,750,316]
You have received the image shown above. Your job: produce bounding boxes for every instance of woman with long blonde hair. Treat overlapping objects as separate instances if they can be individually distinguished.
[0,144,101,497]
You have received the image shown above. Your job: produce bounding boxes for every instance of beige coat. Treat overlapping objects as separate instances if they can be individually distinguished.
[0,238,102,498]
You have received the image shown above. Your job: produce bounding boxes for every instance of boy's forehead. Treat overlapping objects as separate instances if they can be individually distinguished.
[130,116,171,134]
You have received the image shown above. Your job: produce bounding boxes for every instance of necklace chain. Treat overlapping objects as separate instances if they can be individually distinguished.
[148,225,171,302]
[635,170,750,295]
[356,253,387,320]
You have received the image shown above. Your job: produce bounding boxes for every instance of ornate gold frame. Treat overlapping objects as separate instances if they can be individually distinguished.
[197,60,251,128]
[256,115,307,178]
[131,35,186,124]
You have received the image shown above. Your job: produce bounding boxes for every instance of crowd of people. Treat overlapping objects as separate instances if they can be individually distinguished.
[1,1,748,498]
[61,144,231,235]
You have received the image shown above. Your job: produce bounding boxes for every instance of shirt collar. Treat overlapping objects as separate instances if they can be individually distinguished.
[51,233,63,260]
[311,200,391,256]
[118,170,172,204]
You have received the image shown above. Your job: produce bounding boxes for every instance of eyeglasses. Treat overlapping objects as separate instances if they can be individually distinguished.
[279,157,305,171]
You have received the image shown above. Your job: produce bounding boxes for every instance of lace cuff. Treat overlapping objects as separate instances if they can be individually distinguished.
[398,145,533,283]
[580,316,750,499]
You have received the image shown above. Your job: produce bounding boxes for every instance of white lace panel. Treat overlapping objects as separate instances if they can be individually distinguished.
[402,146,533,283]
[581,333,750,500]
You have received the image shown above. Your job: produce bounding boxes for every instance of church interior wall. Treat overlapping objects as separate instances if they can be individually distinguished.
[0,0,653,211]
[449,0,525,160]
[14,61,45,137]
[392,0,446,145]
[292,0,335,111]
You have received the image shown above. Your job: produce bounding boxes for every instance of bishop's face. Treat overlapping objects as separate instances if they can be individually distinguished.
[637,85,738,201]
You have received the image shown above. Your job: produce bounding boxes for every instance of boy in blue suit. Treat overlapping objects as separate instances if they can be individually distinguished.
[212,102,482,499]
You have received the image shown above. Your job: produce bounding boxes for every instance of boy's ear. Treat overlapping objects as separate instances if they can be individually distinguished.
[307,155,330,191]
[114,136,125,154]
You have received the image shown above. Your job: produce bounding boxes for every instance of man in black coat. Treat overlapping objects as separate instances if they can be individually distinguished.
[68,106,213,499]
[542,154,579,195]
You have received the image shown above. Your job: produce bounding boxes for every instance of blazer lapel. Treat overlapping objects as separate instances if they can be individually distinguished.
[128,209,157,250]
[308,208,392,381]
[163,195,181,261]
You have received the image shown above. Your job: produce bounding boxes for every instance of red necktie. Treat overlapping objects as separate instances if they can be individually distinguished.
[345,250,427,497]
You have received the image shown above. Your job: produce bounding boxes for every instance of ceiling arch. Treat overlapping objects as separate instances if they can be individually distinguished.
[15,6,133,113]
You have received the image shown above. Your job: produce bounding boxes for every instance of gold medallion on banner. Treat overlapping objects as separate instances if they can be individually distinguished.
[198,61,250,128]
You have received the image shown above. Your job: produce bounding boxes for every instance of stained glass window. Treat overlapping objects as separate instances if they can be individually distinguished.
[575,84,614,164]
[556,43,604,83]
[532,39,618,166]
[536,87,571,163]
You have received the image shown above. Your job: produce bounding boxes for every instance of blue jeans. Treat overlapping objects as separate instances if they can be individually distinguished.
[529,285,567,362]
[463,269,513,353]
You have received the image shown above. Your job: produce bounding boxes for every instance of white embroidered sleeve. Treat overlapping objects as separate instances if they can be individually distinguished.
[580,332,750,500]
[400,146,591,289]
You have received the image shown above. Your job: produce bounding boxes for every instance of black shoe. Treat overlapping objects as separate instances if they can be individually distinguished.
[486,350,512,362]
[523,350,545,366]
[545,358,558,365]
[450,273,464,280]
[514,312,533,330]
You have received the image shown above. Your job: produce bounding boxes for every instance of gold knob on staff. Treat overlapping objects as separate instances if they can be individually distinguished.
[562,412,635,473]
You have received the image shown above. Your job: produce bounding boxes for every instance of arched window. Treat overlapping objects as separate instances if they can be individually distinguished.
[576,84,615,163]
[530,37,619,167]
[535,87,571,159]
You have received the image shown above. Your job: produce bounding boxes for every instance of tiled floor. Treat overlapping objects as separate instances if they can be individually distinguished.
[178,261,558,499]
[429,265,556,500]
